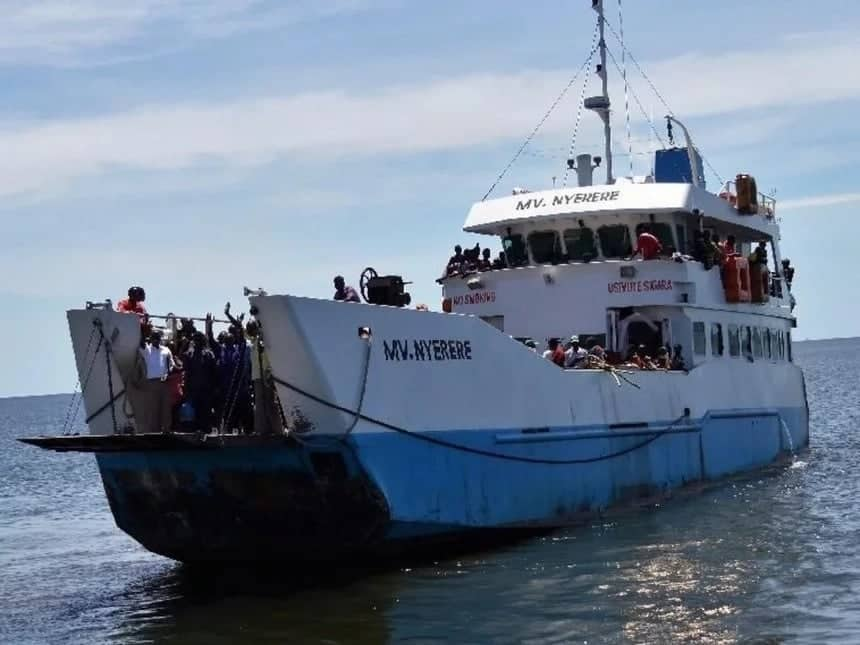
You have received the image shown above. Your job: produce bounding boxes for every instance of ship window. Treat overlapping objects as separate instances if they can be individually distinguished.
[502,233,528,267]
[562,227,596,262]
[741,326,752,359]
[480,315,504,332]
[693,322,706,356]
[787,331,793,362]
[598,225,632,258]
[776,330,784,360]
[675,224,687,254]
[752,327,763,358]
[711,323,724,356]
[728,324,740,357]
[764,329,773,359]
[528,231,561,264]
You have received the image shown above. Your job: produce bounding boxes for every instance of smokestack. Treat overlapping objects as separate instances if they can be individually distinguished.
[576,154,594,187]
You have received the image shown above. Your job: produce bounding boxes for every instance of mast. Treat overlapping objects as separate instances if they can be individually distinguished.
[585,0,613,184]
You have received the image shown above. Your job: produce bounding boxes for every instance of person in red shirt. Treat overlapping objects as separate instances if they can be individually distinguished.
[635,225,662,260]
[542,338,566,367]
[117,286,147,315]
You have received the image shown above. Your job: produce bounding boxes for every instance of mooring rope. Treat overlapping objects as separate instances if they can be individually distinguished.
[270,341,692,465]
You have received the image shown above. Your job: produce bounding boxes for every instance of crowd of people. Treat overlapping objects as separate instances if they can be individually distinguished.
[116,286,281,436]
[523,334,686,372]
[445,244,507,277]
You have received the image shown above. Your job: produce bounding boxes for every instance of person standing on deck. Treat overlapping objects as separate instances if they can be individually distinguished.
[564,336,588,369]
[635,225,662,260]
[543,338,565,367]
[117,286,147,315]
[333,276,360,302]
[134,330,176,433]
[183,332,218,432]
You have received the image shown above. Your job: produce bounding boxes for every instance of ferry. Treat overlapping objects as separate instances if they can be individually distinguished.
[22,1,808,563]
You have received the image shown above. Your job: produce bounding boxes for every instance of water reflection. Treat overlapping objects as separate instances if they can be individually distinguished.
[5,341,860,643]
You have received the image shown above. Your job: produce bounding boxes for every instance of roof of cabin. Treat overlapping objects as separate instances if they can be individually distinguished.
[463,181,778,236]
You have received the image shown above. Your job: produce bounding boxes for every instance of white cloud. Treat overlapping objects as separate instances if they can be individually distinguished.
[779,192,860,211]
[0,29,856,197]
[0,0,381,66]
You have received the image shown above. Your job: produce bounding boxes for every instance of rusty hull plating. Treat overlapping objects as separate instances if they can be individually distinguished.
[94,439,389,563]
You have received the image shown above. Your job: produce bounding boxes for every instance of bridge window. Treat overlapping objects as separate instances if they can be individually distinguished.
[728,324,740,356]
[693,321,706,356]
[563,227,596,262]
[528,231,561,264]
[741,326,752,359]
[711,323,724,356]
[776,330,785,360]
[502,233,528,267]
[637,222,674,253]
[764,329,773,359]
[787,331,793,362]
[752,327,763,358]
[598,225,632,258]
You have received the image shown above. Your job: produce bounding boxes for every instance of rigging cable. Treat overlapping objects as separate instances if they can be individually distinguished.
[60,324,97,436]
[481,20,600,201]
[270,340,694,465]
[604,46,665,148]
[602,17,725,187]
[618,0,633,178]
[64,328,105,435]
[561,21,601,188]
[93,319,120,435]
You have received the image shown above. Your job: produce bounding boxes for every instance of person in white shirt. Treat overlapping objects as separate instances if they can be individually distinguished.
[135,330,176,433]
[564,335,588,369]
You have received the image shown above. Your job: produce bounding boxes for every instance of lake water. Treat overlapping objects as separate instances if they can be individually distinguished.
[1,339,858,644]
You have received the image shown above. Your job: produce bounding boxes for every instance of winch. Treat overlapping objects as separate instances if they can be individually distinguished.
[360,267,412,307]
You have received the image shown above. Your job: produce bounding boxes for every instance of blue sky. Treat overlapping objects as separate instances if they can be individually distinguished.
[1,0,859,397]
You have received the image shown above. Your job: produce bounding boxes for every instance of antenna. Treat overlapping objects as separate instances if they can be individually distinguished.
[585,0,613,184]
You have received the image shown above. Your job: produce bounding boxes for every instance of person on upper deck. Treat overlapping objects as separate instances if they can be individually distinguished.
[446,245,466,275]
[722,234,736,256]
[502,227,528,266]
[710,233,723,268]
[333,275,360,302]
[492,251,507,270]
[477,248,492,271]
[634,224,662,260]
[749,241,768,267]
[700,231,718,269]
[781,258,795,288]
[117,286,147,315]
[692,231,706,264]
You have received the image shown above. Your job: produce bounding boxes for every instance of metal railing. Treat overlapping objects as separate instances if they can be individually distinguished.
[718,180,777,220]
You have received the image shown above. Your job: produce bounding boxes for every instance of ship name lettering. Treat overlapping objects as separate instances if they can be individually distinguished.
[607,279,673,294]
[517,190,620,210]
[383,339,473,361]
